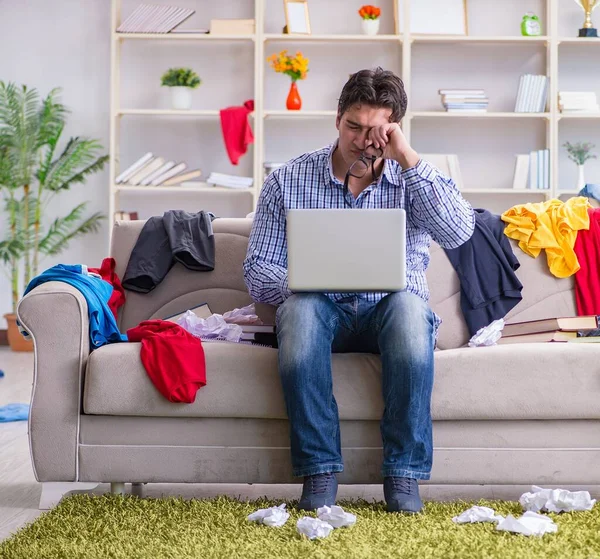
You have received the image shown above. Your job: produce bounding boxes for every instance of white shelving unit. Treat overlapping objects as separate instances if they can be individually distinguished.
[109,0,599,222]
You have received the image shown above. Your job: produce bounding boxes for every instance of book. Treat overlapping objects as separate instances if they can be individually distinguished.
[512,154,529,189]
[502,315,599,338]
[498,330,578,344]
[163,303,213,323]
[151,162,187,186]
[240,324,275,334]
[568,336,600,343]
[117,4,195,34]
[162,169,203,186]
[127,157,165,186]
[115,152,153,184]
[140,161,175,186]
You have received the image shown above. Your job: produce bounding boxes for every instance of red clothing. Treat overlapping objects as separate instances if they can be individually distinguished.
[127,320,206,403]
[219,99,254,165]
[573,207,600,315]
[89,258,126,320]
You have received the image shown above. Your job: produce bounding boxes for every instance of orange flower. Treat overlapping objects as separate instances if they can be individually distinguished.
[267,50,309,81]
[359,5,381,19]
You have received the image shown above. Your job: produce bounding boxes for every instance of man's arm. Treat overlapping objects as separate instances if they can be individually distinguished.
[404,159,475,249]
[243,172,292,305]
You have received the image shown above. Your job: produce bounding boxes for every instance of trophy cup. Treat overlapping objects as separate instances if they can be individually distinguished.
[574,0,599,37]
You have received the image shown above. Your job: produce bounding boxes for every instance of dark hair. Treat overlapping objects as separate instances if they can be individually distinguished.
[337,67,407,122]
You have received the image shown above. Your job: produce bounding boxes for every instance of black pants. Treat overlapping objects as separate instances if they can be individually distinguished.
[122,210,215,293]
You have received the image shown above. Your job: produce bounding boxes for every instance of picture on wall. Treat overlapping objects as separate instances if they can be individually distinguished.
[396,0,468,35]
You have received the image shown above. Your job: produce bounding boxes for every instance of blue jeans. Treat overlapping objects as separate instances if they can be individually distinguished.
[276,291,436,479]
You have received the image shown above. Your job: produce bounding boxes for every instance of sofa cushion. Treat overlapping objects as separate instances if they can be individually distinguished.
[84,341,600,420]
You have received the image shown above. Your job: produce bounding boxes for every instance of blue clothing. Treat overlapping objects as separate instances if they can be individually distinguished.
[579,183,600,202]
[243,142,476,333]
[444,209,523,336]
[0,403,29,422]
[277,291,435,479]
[24,264,127,349]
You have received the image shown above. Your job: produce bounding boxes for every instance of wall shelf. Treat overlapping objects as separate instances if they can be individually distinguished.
[411,35,549,44]
[410,111,551,119]
[263,33,402,43]
[115,32,255,41]
[115,184,252,193]
[117,109,221,116]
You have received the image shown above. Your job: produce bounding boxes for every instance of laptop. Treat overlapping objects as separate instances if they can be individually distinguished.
[286,208,406,292]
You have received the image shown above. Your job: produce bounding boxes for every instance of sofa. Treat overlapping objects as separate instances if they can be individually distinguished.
[17,218,600,508]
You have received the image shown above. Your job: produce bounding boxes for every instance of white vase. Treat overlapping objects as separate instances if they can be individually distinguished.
[170,86,192,110]
[361,18,380,35]
[577,164,586,190]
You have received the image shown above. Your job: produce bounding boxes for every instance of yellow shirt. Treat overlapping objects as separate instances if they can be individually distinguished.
[501,197,590,278]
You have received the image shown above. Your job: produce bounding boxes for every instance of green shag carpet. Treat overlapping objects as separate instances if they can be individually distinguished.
[1,495,599,559]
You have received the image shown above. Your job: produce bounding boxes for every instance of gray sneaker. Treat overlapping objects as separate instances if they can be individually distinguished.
[384,477,423,513]
[298,473,338,511]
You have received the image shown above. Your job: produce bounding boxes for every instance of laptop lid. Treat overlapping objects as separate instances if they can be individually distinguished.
[286,208,406,292]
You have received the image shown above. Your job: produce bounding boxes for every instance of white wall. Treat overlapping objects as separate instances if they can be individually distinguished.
[1,0,599,324]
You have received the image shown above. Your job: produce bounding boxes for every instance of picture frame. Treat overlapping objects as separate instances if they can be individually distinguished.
[284,0,311,35]
[397,0,468,36]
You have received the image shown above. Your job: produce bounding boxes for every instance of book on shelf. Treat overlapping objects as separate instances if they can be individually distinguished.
[558,91,600,113]
[162,169,202,186]
[114,211,139,221]
[512,154,529,189]
[420,154,463,189]
[439,89,488,112]
[209,19,255,35]
[115,152,153,184]
[128,157,165,186]
[163,303,213,323]
[514,74,548,113]
[502,315,598,338]
[117,4,195,34]
[140,161,176,185]
[497,330,578,344]
[151,162,187,186]
[169,28,210,34]
[206,172,253,189]
[528,149,550,190]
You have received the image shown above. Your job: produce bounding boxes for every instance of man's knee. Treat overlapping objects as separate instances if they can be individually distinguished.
[377,291,435,335]
[277,293,336,325]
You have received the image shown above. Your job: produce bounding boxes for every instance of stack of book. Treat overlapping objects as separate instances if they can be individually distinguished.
[514,75,549,113]
[206,172,253,189]
[115,152,202,187]
[558,91,600,114]
[512,151,550,190]
[117,4,195,33]
[439,89,489,113]
[498,315,598,344]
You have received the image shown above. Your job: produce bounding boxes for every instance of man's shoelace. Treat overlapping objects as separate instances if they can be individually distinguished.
[389,477,416,495]
[307,474,334,495]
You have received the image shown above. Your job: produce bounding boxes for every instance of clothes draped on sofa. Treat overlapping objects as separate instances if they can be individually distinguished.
[23,264,128,348]
[573,207,600,316]
[501,196,590,278]
[127,320,207,403]
[219,99,254,165]
[89,257,126,320]
[443,209,523,336]
[122,210,216,294]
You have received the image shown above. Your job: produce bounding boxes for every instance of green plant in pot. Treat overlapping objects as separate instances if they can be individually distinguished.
[160,67,201,110]
[564,141,597,191]
[0,82,107,351]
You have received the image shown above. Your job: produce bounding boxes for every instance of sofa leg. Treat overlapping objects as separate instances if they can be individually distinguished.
[131,483,145,497]
[39,482,99,510]
[110,482,126,495]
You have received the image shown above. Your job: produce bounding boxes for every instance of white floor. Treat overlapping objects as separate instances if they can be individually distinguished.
[3,346,595,543]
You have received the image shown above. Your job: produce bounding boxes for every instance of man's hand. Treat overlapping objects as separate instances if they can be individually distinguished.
[367,123,420,170]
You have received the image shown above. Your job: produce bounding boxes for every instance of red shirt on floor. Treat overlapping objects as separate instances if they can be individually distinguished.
[127,320,206,403]
[573,207,600,315]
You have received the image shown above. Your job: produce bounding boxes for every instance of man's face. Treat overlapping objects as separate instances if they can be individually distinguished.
[336,104,393,166]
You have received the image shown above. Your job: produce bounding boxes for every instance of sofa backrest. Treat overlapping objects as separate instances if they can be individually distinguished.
[111,218,577,349]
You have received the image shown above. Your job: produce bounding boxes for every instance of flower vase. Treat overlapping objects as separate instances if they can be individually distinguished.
[286,81,302,111]
[577,164,586,190]
[361,18,380,35]
[170,87,192,110]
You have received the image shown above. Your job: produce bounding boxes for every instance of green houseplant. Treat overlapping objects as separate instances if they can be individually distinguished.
[0,82,107,351]
[564,141,597,190]
[160,67,201,110]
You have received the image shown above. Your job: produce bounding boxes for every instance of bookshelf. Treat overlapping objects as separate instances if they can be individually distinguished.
[109,0,600,222]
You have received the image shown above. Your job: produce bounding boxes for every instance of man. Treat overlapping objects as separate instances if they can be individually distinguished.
[243,67,475,514]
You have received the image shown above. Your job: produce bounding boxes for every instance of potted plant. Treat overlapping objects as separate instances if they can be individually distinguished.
[160,67,201,110]
[0,82,107,351]
[267,50,309,110]
[359,5,381,35]
[564,141,596,190]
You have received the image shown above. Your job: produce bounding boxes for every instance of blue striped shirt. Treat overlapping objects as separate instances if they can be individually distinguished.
[243,142,475,328]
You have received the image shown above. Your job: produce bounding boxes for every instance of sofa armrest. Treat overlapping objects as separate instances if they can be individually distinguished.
[17,281,90,482]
